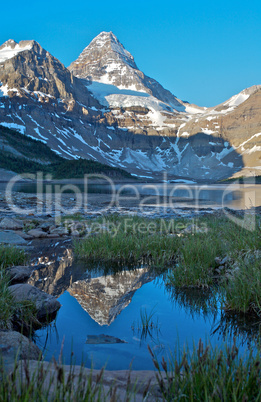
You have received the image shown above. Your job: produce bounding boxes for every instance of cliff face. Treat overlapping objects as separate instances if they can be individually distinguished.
[0,34,260,180]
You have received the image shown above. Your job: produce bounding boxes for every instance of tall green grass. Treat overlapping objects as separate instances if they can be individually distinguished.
[149,339,261,401]
[224,257,261,315]
[0,246,36,331]
[74,216,181,267]
[0,245,26,269]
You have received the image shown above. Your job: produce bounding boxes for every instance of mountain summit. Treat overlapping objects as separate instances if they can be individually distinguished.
[69,31,184,109]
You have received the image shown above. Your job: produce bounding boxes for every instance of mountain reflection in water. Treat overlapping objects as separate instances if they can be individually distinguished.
[28,239,154,325]
[28,238,260,369]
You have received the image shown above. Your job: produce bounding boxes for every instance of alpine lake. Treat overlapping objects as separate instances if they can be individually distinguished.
[8,180,261,370]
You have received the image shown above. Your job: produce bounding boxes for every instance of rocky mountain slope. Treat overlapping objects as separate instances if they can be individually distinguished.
[0,33,260,180]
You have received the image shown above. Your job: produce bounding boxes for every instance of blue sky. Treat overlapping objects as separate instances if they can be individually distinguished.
[1,0,261,106]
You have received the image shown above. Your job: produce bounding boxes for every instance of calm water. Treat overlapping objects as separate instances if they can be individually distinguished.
[1,181,261,209]
[30,252,259,370]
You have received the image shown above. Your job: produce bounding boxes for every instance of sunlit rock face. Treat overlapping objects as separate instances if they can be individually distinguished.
[67,268,154,326]
[0,33,260,180]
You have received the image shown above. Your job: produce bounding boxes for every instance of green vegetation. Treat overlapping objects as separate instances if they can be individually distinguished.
[0,246,38,332]
[51,158,132,179]
[74,215,181,267]
[0,245,27,269]
[0,359,121,401]
[224,256,261,316]
[149,339,261,401]
[74,214,261,316]
[131,306,161,342]
[0,268,15,330]
[0,246,27,330]
[0,125,132,179]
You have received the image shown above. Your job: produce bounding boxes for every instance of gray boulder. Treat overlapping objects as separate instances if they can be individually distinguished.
[0,231,27,244]
[0,217,23,230]
[8,284,61,320]
[6,266,34,284]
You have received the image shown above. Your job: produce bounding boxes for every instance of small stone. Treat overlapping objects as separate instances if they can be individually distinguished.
[220,257,228,265]
[46,233,60,238]
[71,230,80,236]
[86,334,127,344]
[27,229,47,238]
[49,227,68,236]
[39,222,51,232]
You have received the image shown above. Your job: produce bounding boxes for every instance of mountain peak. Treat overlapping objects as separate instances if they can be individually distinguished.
[68,31,137,81]
[69,32,184,109]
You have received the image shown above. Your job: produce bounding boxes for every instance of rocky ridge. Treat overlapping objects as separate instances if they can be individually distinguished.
[0,33,260,180]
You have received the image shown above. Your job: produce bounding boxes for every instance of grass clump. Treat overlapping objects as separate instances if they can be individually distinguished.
[0,356,144,401]
[149,339,261,401]
[74,216,180,267]
[0,245,38,332]
[0,268,16,330]
[0,245,26,269]
[224,255,261,316]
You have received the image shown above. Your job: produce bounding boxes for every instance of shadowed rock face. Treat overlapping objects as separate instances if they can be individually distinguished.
[0,34,260,179]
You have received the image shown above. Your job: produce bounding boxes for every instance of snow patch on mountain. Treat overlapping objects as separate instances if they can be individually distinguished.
[0,40,32,63]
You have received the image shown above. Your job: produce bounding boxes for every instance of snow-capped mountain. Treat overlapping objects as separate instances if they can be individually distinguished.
[0,33,260,180]
[69,31,185,110]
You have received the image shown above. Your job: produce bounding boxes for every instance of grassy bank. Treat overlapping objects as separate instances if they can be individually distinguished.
[74,214,261,316]
[0,246,38,332]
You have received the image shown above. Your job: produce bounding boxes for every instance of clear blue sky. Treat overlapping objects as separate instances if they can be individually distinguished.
[1,0,261,106]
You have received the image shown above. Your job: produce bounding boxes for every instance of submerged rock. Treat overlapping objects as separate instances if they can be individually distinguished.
[0,331,41,372]
[86,334,127,344]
